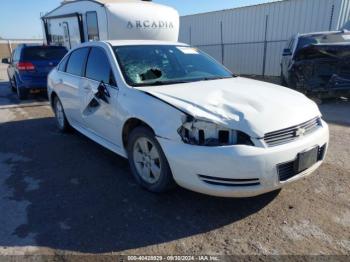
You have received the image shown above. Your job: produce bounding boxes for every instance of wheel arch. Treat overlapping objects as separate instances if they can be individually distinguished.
[122,118,156,150]
[50,91,59,109]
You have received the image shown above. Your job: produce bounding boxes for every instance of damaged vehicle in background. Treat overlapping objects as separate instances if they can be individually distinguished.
[48,41,329,198]
[281,30,350,99]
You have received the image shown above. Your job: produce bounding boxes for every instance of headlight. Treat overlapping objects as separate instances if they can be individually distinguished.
[178,116,254,146]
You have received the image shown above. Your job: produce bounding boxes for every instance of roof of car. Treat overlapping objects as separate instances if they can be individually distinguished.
[106,40,187,46]
[18,44,67,49]
[62,0,154,6]
[103,40,188,46]
[298,30,344,38]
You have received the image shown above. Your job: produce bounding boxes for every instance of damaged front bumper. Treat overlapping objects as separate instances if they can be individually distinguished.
[157,121,329,198]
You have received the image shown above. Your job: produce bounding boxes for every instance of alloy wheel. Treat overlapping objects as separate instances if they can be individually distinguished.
[133,137,162,184]
[55,99,65,129]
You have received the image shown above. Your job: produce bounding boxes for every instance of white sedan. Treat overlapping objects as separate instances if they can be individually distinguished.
[47,40,329,197]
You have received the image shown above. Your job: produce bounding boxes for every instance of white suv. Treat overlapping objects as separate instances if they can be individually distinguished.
[48,40,329,197]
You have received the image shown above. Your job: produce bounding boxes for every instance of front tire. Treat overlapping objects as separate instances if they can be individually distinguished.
[127,126,176,193]
[53,96,71,132]
[280,70,287,87]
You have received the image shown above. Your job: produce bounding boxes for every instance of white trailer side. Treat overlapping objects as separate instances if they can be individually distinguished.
[42,0,179,50]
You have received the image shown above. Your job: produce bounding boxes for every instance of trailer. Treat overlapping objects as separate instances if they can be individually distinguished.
[41,0,180,49]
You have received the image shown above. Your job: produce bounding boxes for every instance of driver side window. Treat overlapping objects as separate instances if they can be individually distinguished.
[85,47,116,86]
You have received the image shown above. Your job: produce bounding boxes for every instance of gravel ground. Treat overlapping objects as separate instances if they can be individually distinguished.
[0,75,349,259]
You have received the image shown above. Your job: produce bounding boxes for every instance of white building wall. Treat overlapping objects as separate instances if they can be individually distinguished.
[180,0,350,76]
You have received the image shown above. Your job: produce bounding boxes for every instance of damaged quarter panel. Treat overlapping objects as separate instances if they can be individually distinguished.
[118,87,186,143]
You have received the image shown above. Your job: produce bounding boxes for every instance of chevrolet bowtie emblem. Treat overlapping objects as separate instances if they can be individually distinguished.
[295,128,306,137]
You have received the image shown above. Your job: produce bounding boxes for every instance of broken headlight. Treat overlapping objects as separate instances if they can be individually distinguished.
[178,117,254,146]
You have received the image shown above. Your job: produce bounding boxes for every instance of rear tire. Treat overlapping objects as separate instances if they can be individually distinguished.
[53,96,71,133]
[15,80,28,100]
[8,76,16,92]
[127,126,176,193]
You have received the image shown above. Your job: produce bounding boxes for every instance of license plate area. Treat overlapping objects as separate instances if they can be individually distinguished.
[295,146,319,173]
[30,89,42,94]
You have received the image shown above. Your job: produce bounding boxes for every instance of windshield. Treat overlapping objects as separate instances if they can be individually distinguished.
[22,46,68,61]
[297,32,350,50]
[113,45,233,87]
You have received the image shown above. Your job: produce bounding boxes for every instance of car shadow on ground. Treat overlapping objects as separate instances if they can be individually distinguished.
[319,99,350,127]
[0,81,48,107]
[0,117,279,253]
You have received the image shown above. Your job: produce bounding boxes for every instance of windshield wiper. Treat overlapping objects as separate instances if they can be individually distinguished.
[135,80,190,87]
[133,76,235,87]
[192,76,233,82]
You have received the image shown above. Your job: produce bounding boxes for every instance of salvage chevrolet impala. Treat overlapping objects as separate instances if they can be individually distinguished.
[48,41,329,197]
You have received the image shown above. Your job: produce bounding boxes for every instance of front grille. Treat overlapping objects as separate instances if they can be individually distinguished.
[263,117,322,147]
[198,175,260,187]
[278,144,327,182]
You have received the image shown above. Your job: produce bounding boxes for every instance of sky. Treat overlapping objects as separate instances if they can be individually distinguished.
[0,0,272,39]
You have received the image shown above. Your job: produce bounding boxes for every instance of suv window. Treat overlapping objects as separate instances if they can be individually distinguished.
[66,48,90,76]
[288,38,295,50]
[13,48,21,62]
[22,46,67,61]
[85,47,116,85]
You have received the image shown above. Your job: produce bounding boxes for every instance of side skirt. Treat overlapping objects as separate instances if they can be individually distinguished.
[70,120,128,159]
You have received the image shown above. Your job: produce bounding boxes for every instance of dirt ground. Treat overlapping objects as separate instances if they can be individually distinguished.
[0,75,349,259]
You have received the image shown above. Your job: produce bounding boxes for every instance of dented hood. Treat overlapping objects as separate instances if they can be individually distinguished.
[138,77,321,137]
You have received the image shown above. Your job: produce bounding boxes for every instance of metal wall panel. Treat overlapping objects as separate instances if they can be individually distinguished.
[337,0,350,29]
[199,45,223,63]
[180,0,347,76]
[224,43,265,75]
[265,41,288,76]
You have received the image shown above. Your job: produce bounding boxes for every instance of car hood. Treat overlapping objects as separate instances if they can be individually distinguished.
[137,77,321,137]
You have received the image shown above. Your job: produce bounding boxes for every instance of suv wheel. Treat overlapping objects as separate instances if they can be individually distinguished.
[280,70,287,87]
[8,76,16,92]
[53,97,71,132]
[127,126,176,193]
[15,80,28,100]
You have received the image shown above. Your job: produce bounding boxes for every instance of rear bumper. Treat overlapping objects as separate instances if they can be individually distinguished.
[17,76,47,89]
[158,121,329,198]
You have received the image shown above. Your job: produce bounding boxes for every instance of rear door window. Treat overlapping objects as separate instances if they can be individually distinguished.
[66,48,90,76]
[58,55,70,72]
[85,47,116,85]
[22,47,68,61]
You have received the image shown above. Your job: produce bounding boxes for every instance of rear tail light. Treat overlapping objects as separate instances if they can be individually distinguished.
[17,62,35,71]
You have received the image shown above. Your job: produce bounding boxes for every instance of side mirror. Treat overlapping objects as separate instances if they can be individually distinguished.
[283,48,292,56]
[1,58,10,64]
[95,81,110,104]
